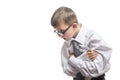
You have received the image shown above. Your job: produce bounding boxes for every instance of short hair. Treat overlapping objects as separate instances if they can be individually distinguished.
[51,6,78,28]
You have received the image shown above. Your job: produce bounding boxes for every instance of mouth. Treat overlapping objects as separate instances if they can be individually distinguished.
[63,38,70,41]
[63,38,66,40]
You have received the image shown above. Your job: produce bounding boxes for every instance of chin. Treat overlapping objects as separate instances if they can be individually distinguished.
[65,38,71,41]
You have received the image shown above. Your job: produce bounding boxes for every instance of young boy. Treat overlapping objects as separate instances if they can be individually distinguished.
[50,6,112,80]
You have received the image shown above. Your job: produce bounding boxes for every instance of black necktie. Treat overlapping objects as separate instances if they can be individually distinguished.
[71,40,83,57]
[71,40,85,79]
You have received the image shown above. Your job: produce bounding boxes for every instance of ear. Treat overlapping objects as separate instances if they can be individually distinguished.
[72,23,78,28]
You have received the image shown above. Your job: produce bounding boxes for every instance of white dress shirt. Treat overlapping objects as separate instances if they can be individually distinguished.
[61,25,112,80]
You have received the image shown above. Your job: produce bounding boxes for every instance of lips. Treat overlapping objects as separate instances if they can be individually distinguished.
[63,38,66,40]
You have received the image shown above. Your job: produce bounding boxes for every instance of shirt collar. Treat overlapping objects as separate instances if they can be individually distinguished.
[65,24,87,46]
[72,24,87,44]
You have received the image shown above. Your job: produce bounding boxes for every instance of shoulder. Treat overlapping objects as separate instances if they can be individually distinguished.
[85,27,102,40]
[80,26,95,41]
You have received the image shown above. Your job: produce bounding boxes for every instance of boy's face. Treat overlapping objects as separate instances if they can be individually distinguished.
[54,23,76,41]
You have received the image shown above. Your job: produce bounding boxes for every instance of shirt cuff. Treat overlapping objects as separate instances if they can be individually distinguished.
[69,55,83,69]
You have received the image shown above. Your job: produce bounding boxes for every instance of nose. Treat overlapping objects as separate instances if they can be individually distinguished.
[58,35,63,38]
[58,35,65,39]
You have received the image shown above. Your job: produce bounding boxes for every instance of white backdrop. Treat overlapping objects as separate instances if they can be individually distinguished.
[0,0,119,80]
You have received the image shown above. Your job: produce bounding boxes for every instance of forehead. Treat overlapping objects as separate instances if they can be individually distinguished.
[55,23,68,31]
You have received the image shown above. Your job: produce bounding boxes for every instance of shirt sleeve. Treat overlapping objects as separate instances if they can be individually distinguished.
[61,42,79,77]
[68,32,112,77]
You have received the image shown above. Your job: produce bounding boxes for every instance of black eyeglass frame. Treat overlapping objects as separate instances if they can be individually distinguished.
[54,23,73,36]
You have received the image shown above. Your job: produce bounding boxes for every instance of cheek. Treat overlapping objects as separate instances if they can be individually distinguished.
[64,31,73,38]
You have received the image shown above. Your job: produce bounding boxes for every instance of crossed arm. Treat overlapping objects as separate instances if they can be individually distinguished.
[61,33,112,77]
[69,50,98,61]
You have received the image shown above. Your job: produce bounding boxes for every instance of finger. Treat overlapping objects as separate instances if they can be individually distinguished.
[88,51,98,61]
[86,52,90,56]
[91,53,97,58]
[90,51,97,56]
[87,51,93,55]
[92,56,96,61]
[89,57,95,61]
[87,50,92,52]
[86,52,90,55]
[87,52,94,57]
[89,54,97,60]
[89,57,94,61]
[87,50,97,59]
[90,53,97,57]
[87,53,93,57]
[93,51,98,55]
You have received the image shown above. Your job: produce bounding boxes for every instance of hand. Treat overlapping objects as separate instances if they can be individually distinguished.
[86,50,98,61]
[69,53,75,58]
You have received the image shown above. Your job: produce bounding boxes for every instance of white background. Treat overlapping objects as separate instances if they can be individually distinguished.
[0,0,119,80]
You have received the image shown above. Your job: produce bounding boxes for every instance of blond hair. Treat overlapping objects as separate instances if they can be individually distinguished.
[51,6,78,28]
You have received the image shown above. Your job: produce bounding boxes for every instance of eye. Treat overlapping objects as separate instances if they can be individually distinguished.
[59,29,65,33]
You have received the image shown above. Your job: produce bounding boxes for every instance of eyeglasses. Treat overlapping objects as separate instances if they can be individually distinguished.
[54,23,73,36]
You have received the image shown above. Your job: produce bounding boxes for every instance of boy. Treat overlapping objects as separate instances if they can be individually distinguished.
[50,6,112,80]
